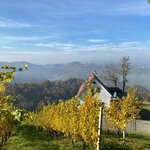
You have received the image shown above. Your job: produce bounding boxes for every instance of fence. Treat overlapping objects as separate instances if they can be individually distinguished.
[126,119,150,133]
[103,118,150,134]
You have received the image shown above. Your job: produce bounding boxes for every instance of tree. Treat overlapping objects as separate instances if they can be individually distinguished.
[120,87,141,141]
[0,64,28,145]
[121,56,130,92]
[79,83,101,149]
[102,64,121,87]
[105,99,122,141]
[7,78,83,110]
[105,87,141,141]
[102,56,130,91]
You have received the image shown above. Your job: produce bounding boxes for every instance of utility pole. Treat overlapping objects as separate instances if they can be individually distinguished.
[97,102,104,150]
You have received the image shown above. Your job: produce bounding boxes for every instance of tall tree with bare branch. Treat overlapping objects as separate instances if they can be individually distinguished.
[103,64,121,87]
[121,56,130,92]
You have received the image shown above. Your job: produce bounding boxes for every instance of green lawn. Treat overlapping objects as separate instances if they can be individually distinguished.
[4,126,150,150]
[102,131,150,150]
[142,102,150,111]
[4,126,84,150]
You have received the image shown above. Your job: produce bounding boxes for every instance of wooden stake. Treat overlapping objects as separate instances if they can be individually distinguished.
[97,102,104,150]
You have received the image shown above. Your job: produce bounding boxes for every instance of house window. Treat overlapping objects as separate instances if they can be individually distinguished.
[96,87,100,93]
[93,81,96,84]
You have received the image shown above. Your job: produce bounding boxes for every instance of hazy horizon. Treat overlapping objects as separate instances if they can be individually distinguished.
[0,60,149,67]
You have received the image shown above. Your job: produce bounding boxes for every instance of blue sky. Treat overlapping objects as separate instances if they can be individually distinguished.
[0,0,150,64]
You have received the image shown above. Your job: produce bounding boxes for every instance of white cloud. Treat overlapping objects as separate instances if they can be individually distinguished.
[1,40,150,64]
[0,17,38,28]
[113,1,150,16]
[35,42,75,47]
[119,41,140,45]
[0,46,15,49]
[118,41,141,47]
[88,39,108,43]
[0,40,150,64]
[0,36,50,41]
[33,40,150,54]
[35,42,76,52]
[35,43,54,48]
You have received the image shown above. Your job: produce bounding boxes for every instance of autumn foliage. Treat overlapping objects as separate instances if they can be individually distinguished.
[0,64,28,147]
[105,87,141,140]
[25,85,101,147]
[0,65,22,139]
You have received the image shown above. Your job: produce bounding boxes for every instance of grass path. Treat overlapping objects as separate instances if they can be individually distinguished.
[4,125,150,150]
[4,126,85,150]
[5,126,59,150]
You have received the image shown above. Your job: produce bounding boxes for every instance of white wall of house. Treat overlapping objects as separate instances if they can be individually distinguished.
[97,86,111,107]
[78,78,112,107]
[93,79,112,107]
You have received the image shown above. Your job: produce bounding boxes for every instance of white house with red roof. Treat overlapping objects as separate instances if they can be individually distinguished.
[77,72,124,107]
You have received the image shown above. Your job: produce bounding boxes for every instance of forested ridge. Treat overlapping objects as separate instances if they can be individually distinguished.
[6,78,83,110]
[5,79,150,111]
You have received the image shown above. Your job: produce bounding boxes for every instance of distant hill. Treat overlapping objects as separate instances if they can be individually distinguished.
[0,61,150,89]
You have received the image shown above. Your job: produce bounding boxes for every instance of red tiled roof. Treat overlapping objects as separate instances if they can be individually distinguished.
[87,73,94,81]
[77,82,86,96]
[77,73,95,96]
